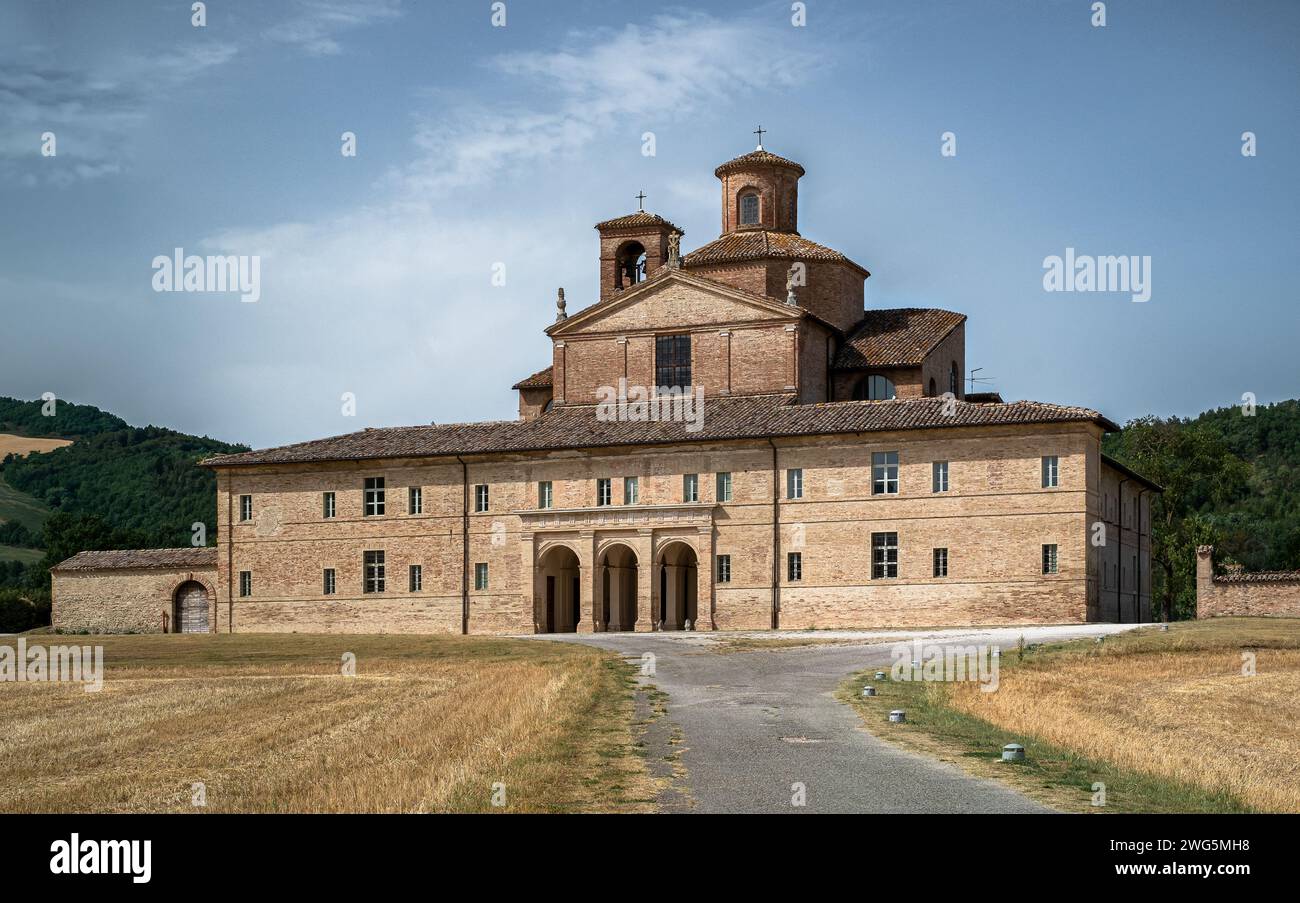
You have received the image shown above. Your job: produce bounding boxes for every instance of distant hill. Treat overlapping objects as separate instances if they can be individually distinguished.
[0,396,248,618]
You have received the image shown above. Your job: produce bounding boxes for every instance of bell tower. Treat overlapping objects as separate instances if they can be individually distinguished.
[595,205,684,301]
[714,132,805,235]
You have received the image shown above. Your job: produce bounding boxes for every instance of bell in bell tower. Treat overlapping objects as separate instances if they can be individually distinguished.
[594,195,684,301]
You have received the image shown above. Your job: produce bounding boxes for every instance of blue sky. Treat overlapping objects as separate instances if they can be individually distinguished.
[1,0,1296,448]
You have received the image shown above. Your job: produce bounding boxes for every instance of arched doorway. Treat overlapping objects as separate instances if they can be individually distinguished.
[537,546,581,633]
[656,542,698,631]
[173,581,209,633]
[599,544,638,632]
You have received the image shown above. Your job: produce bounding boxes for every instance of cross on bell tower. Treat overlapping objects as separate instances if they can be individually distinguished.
[753,125,766,150]
[635,190,647,212]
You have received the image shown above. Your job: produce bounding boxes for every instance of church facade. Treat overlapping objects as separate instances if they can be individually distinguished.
[52,146,1158,635]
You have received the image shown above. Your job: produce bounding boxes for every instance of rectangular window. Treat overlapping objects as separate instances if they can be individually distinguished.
[596,478,612,507]
[717,554,731,584]
[239,570,252,597]
[872,452,899,495]
[475,484,489,512]
[538,481,553,509]
[932,461,949,493]
[239,494,252,522]
[655,334,692,389]
[786,468,803,500]
[323,568,336,595]
[363,550,385,593]
[787,552,802,582]
[1042,544,1059,575]
[409,564,422,592]
[683,473,699,503]
[716,472,732,503]
[872,532,899,579]
[364,477,385,516]
[408,486,422,515]
[322,491,336,519]
[933,547,948,578]
[474,562,489,591]
[624,476,639,505]
[1041,455,1059,489]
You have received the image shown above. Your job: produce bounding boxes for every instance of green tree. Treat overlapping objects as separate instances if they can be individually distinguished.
[1106,417,1249,620]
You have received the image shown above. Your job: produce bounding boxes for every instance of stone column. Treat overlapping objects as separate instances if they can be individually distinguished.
[663,564,682,630]
[635,530,654,632]
[577,531,596,633]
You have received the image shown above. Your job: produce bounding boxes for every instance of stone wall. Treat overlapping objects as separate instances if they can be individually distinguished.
[52,566,218,633]
[1196,546,1300,618]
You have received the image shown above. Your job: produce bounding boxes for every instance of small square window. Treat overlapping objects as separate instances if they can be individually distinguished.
[409,564,422,592]
[932,461,949,493]
[538,481,553,509]
[1041,456,1059,489]
[475,484,490,512]
[872,452,899,495]
[323,568,336,595]
[239,495,252,522]
[717,554,731,583]
[408,486,422,515]
[1042,544,1059,575]
[933,548,948,578]
[786,468,803,500]
[322,492,336,519]
[787,552,802,582]
[683,473,699,503]
[596,478,612,507]
[474,562,489,591]
[623,476,639,505]
[239,570,252,597]
[716,472,732,503]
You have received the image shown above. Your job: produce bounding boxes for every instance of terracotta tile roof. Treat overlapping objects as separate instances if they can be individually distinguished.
[201,394,1118,468]
[512,366,553,390]
[52,548,217,572]
[965,392,1004,404]
[682,229,868,275]
[835,308,967,369]
[714,149,806,178]
[594,211,683,233]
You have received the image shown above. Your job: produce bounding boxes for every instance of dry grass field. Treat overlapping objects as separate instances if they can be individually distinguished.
[0,634,660,813]
[0,434,72,458]
[945,619,1300,813]
[847,618,1300,813]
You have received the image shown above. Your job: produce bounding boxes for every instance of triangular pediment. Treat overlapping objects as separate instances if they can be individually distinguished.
[548,270,800,337]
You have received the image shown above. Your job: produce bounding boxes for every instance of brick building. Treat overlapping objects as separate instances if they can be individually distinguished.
[53,145,1159,634]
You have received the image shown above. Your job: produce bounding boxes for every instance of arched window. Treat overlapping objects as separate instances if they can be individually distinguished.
[615,240,647,290]
[949,361,959,396]
[740,193,760,226]
[853,374,896,401]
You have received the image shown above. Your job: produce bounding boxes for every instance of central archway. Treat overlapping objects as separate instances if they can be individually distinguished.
[537,546,581,633]
[656,542,698,631]
[599,544,639,632]
[173,580,209,633]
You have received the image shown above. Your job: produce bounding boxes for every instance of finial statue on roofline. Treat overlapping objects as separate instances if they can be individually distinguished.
[555,287,567,322]
[667,230,682,268]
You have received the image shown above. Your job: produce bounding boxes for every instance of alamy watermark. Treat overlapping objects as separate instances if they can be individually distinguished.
[152,248,261,303]
[1043,248,1150,303]
[595,378,705,433]
[890,639,1000,692]
[0,638,103,692]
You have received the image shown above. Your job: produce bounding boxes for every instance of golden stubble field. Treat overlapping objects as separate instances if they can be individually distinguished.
[946,619,1300,813]
[0,434,72,458]
[0,634,659,813]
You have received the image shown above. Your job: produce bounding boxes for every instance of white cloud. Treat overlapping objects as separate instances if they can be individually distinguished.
[390,12,822,197]
[264,0,403,56]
